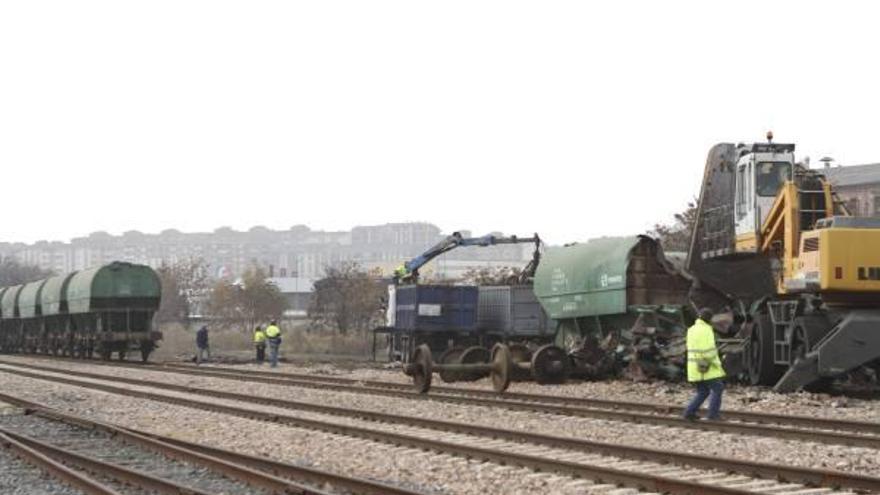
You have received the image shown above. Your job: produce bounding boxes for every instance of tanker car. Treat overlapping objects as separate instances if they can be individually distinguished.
[0,261,162,361]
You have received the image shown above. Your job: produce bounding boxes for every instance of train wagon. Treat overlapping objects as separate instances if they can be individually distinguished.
[0,261,163,361]
[0,285,23,352]
[380,284,480,363]
[404,236,698,392]
[532,235,695,381]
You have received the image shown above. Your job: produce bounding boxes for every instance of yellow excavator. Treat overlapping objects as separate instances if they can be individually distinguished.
[688,133,880,391]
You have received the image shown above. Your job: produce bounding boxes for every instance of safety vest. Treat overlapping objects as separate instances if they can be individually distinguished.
[686,319,726,382]
[394,265,407,278]
[253,329,266,344]
[265,325,281,339]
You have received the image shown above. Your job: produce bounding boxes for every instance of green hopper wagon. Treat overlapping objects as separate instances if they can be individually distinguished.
[0,261,163,361]
[533,235,693,381]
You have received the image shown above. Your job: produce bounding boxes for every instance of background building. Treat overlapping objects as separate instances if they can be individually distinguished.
[823,162,880,216]
[0,223,534,281]
[267,277,317,318]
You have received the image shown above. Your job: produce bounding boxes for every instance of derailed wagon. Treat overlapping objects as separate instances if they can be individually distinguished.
[0,261,163,361]
[406,235,699,392]
[533,235,694,382]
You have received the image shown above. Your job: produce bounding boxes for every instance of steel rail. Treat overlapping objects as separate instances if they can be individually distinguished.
[4,359,878,451]
[16,355,877,436]
[122,426,430,495]
[0,430,122,495]
[164,362,880,436]
[0,392,427,495]
[0,366,764,495]
[0,426,216,495]
[1,365,877,493]
[1,396,419,495]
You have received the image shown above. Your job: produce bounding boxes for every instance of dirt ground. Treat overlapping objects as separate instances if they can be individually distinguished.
[152,321,377,364]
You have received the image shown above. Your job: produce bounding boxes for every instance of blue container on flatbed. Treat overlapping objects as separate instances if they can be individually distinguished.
[477,285,551,338]
[394,285,478,332]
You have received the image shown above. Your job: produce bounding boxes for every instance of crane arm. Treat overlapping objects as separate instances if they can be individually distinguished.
[396,232,541,284]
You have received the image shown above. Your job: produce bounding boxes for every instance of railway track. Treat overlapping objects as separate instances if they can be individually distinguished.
[158,362,880,436]
[13,355,874,436]
[0,403,318,495]
[11,357,875,448]
[0,393,428,495]
[0,361,875,494]
[0,431,112,495]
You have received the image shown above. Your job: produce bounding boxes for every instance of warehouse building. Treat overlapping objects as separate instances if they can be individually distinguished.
[267,277,317,318]
[823,162,880,216]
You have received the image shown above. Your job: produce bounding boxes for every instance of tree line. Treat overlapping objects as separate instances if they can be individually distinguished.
[647,199,697,252]
[155,260,287,331]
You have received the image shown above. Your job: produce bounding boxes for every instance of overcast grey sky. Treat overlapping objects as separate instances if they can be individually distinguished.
[1,1,877,245]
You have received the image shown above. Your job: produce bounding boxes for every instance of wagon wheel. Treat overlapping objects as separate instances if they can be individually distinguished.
[140,342,155,363]
[61,327,72,357]
[508,343,532,381]
[458,346,491,381]
[438,347,465,383]
[746,313,784,386]
[490,343,512,393]
[411,344,434,394]
[531,344,570,384]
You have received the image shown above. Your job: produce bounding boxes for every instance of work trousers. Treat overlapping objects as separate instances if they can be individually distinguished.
[683,378,724,419]
[255,343,266,364]
[196,346,210,364]
[268,341,280,368]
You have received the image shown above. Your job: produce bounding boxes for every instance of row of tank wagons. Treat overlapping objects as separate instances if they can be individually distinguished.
[0,261,163,362]
[400,236,697,392]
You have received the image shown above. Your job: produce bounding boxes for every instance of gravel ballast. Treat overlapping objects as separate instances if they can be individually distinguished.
[0,367,624,495]
[265,361,880,422]
[0,357,877,477]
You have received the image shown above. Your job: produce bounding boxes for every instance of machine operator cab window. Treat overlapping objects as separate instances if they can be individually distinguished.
[756,162,791,197]
[733,136,795,252]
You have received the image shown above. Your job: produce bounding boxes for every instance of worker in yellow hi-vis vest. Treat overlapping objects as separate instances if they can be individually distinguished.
[683,308,726,420]
[253,325,267,365]
[265,320,282,368]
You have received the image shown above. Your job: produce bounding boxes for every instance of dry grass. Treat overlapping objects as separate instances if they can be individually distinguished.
[153,321,374,362]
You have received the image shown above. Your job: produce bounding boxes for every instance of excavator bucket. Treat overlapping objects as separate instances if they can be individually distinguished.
[686,143,777,308]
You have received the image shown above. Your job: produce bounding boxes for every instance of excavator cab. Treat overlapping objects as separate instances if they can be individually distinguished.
[732,135,795,255]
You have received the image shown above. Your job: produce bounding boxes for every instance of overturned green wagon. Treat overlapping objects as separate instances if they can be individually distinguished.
[0,261,163,361]
[533,235,693,380]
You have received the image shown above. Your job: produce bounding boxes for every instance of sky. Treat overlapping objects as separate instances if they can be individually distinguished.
[2,1,879,245]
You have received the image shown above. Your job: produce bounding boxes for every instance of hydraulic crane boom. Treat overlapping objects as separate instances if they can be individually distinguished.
[396,232,541,284]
